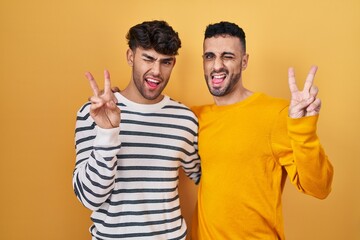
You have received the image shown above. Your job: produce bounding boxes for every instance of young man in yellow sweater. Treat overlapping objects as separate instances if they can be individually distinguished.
[191,21,334,239]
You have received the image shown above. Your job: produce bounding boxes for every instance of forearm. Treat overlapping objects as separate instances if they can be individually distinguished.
[182,154,201,185]
[287,116,333,199]
[73,125,121,210]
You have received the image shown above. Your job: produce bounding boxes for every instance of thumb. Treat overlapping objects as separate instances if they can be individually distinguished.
[106,100,117,109]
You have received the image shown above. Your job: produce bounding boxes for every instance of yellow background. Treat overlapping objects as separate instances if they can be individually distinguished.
[1,0,359,239]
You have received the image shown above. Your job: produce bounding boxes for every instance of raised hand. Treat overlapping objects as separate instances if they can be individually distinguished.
[288,66,322,118]
[86,70,120,129]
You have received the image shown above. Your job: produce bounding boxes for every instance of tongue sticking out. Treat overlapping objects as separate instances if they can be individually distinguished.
[212,75,225,85]
[212,78,223,84]
[146,79,160,89]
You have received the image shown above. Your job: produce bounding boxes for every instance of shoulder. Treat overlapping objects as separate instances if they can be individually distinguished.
[157,98,198,129]
[165,97,197,117]
[190,104,212,118]
[256,93,289,111]
[75,102,96,132]
[76,101,91,118]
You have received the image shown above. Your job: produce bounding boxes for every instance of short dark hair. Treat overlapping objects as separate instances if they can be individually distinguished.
[204,21,246,52]
[126,20,181,55]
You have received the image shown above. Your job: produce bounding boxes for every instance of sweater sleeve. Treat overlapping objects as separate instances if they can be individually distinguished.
[271,108,333,199]
[72,103,121,210]
[181,106,201,184]
[181,134,201,185]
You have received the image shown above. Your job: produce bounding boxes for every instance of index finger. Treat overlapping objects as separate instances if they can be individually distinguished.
[85,72,100,96]
[303,65,318,92]
[288,67,298,93]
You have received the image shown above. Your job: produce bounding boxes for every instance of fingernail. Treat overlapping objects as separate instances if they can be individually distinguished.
[104,69,110,79]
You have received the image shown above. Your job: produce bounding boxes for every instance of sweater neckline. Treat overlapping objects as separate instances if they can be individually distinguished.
[210,92,263,111]
[114,92,170,112]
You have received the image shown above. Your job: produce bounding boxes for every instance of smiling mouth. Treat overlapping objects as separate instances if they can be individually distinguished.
[211,74,226,85]
[145,77,161,89]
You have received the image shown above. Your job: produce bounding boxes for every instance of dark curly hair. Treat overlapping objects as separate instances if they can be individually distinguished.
[204,21,246,52]
[126,20,181,56]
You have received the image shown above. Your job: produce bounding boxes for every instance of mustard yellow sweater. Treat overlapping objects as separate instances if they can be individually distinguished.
[191,93,333,240]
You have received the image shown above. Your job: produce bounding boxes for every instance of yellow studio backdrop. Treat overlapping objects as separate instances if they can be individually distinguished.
[1,0,359,239]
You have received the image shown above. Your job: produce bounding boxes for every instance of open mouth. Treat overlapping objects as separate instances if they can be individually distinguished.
[211,73,226,85]
[145,77,161,89]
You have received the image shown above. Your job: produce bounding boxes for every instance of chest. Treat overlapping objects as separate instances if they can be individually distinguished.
[197,109,281,185]
[200,110,273,152]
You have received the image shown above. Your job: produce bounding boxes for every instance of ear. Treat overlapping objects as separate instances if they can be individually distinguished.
[241,54,249,70]
[126,49,134,66]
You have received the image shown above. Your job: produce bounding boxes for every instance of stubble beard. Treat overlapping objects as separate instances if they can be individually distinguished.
[205,72,241,97]
[133,72,165,101]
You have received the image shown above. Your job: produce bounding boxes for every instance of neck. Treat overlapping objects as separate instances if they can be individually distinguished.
[121,83,164,105]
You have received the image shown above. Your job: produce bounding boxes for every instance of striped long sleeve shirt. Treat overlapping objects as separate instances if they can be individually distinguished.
[73,92,201,240]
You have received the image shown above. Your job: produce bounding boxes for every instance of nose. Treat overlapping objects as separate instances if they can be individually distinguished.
[213,57,224,71]
[151,61,161,76]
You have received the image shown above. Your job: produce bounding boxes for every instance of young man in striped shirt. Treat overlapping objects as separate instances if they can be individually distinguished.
[73,20,201,240]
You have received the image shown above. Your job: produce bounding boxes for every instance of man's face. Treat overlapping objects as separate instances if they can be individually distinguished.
[127,47,176,103]
[203,35,248,97]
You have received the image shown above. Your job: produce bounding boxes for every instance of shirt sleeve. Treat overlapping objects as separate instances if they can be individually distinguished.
[72,103,121,210]
[271,107,334,199]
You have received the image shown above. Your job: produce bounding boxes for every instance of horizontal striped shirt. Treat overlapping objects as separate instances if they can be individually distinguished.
[73,93,201,240]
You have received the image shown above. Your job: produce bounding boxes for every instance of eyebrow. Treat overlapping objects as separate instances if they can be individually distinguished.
[203,51,236,57]
[142,53,175,62]
[142,53,156,60]
[221,52,235,56]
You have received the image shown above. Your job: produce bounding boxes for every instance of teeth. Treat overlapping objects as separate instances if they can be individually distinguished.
[213,74,226,79]
[146,78,160,84]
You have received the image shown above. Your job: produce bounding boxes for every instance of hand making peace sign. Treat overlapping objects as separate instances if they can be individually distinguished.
[85,70,121,129]
[288,66,322,118]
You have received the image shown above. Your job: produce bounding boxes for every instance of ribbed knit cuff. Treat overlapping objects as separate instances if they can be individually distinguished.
[94,126,121,147]
[287,115,319,142]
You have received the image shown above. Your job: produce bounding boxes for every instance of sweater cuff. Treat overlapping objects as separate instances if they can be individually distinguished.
[287,115,319,142]
[94,126,121,147]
